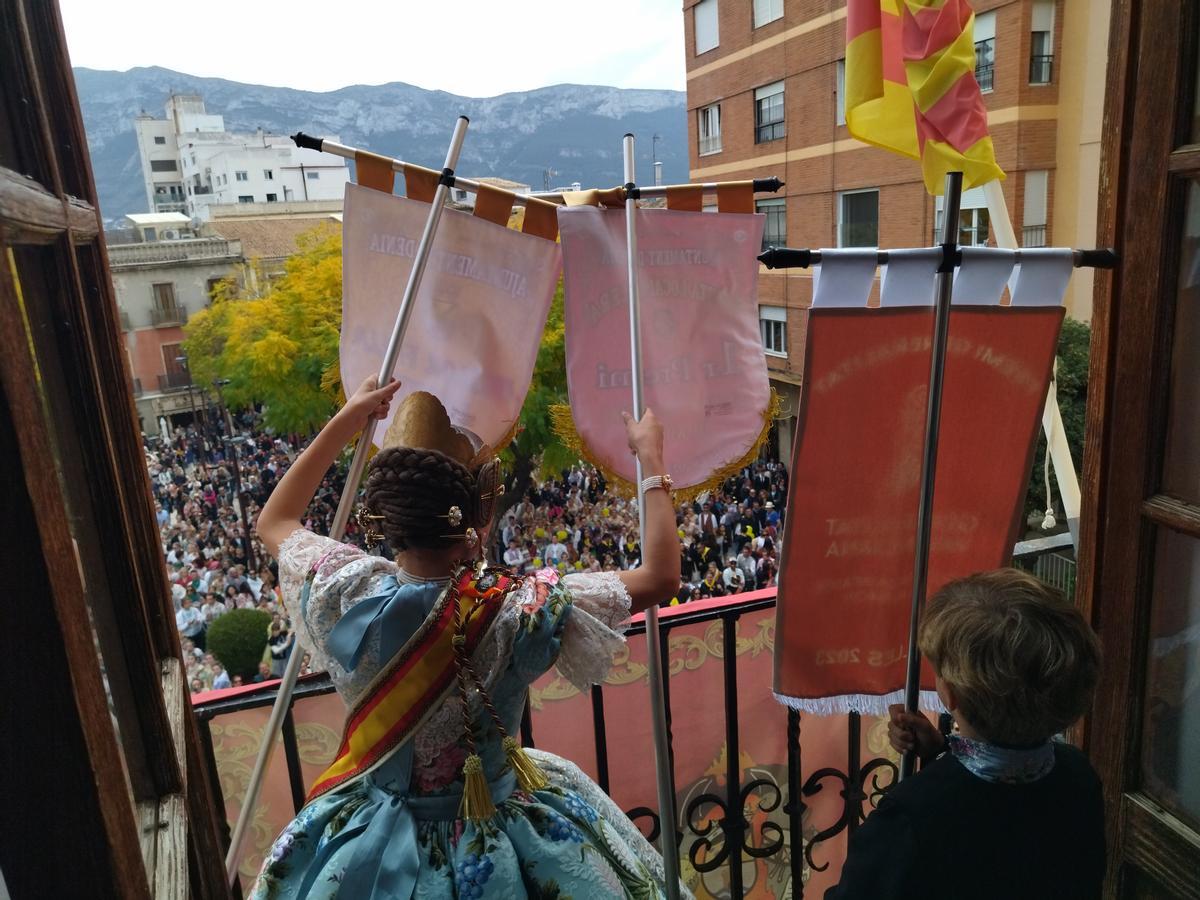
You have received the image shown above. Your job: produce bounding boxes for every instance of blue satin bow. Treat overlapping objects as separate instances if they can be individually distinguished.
[326,576,444,672]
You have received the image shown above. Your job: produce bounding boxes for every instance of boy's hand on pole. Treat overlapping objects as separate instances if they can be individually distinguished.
[888,703,944,761]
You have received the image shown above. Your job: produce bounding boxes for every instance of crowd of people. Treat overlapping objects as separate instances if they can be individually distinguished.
[495,459,788,605]
[150,412,790,692]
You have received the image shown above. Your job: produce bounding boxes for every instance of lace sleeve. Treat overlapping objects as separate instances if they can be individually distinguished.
[275,527,397,676]
[553,571,633,691]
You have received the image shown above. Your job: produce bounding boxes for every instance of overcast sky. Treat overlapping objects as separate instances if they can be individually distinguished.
[58,0,687,96]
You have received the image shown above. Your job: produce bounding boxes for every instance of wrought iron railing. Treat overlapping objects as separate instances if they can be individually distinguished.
[1029,54,1054,84]
[194,543,1073,894]
[975,63,995,92]
[1023,224,1048,248]
[151,304,188,327]
[157,371,192,391]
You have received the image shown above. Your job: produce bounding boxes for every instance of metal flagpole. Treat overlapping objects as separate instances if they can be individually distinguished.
[621,132,681,898]
[898,170,963,782]
[224,115,471,884]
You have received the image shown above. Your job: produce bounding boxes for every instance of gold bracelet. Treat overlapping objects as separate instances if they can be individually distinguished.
[639,474,674,494]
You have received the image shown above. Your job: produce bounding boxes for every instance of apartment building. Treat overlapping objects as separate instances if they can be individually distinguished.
[683,0,1109,459]
[134,94,350,220]
[109,216,244,431]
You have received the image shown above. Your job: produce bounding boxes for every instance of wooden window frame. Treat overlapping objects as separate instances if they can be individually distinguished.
[0,0,227,895]
[1079,0,1200,895]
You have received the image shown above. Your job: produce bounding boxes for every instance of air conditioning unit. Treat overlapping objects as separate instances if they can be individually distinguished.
[163,229,180,240]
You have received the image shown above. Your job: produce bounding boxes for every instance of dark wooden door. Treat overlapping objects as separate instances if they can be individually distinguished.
[1082,0,1200,895]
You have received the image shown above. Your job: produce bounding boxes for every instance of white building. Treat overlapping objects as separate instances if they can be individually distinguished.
[134,94,349,220]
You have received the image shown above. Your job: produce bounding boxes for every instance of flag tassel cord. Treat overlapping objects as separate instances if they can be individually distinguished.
[292,131,784,205]
[758,246,1119,271]
[225,116,472,887]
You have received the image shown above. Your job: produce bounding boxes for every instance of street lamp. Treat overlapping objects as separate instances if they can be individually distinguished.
[213,378,257,571]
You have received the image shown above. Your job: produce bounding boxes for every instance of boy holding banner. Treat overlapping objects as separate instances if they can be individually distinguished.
[826,569,1104,899]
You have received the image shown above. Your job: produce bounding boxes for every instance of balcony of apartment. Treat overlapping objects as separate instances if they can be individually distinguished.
[1023,224,1048,247]
[975,63,995,93]
[196,538,1076,895]
[1029,55,1054,85]
[154,199,188,214]
[107,237,242,269]
[150,303,188,327]
[157,371,192,392]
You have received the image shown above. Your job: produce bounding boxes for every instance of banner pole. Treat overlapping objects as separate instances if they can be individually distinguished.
[224,116,471,885]
[622,132,682,898]
[899,170,963,782]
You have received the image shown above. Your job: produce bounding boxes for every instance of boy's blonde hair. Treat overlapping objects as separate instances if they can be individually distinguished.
[918,568,1101,745]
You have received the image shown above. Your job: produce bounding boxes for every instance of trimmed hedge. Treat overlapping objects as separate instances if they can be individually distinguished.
[207,608,271,679]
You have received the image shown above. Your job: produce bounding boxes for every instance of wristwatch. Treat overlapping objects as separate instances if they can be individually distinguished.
[640,474,674,494]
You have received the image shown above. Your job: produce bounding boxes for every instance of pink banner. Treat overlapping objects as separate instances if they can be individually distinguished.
[774,307,1064,714]
[341,183,561,446]
[557,207,770,493]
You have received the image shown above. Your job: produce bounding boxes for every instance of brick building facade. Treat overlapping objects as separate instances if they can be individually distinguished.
[683,0,1103,460]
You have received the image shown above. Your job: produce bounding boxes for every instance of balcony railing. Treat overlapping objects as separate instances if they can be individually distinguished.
[1023,224,1048,248]
[699,134,722,156]
[193,539,1078,894]
[108,238,242,268]
[1029,54,1054,85]
[975,63,995,92]
[150,304,188,327]
[157,371,192,392]
[154,200,187,213]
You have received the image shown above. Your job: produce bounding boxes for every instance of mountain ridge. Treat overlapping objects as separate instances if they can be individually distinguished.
[73,66,688,222]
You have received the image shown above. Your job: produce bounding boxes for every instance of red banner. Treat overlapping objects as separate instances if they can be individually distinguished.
[774,306,1064,713]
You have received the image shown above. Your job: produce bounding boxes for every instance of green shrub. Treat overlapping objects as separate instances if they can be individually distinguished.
[207,608,271,679]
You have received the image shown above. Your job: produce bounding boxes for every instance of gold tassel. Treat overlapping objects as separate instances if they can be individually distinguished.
[503,736,549,792]
[459,753,496,822]
[550,388,783,503]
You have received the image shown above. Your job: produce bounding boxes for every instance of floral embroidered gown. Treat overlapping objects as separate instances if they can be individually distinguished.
[252,529,686,899]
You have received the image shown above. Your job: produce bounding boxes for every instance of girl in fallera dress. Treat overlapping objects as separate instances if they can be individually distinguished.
[252,376,689,899]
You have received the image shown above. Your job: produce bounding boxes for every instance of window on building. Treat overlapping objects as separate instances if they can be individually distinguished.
[836,60,847,126]
[934,185,992,246]
[757,197,786,250]
[152,282,177,310]
[755,81,786,143]
[307,171,320,180]
[838,189,880,247]
[266,193,278,202]
[1022,170,1048,246]
[1030,1,1054,84]
[238,195,254,203]
[153,135,166,145]
[699,103,722,155]
[760,305,787,357]
[235,171,249,181]
[264,169,274,180]
[694,0,719,54]
[161,342,186,376]
[149,159,177,172]
[975,12,996,92]
[753,0,783,28]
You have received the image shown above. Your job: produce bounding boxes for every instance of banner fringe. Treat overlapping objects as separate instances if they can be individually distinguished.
[549,388,781,505]
[772,688,947,718]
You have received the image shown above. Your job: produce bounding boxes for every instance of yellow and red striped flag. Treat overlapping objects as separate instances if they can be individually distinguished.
[845,0,1004,194]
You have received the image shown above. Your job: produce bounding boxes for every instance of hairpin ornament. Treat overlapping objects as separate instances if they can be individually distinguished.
[354,506,386,550]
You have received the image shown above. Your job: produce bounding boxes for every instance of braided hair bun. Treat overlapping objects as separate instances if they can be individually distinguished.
[364,446,478,551]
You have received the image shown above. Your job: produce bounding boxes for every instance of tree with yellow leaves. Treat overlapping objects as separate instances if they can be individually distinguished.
[184,220,570,503]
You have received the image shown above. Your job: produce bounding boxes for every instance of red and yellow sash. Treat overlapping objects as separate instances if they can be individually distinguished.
[307,567,518,802]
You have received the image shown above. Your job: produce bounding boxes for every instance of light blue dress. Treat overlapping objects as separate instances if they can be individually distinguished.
[251,529,683,899]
